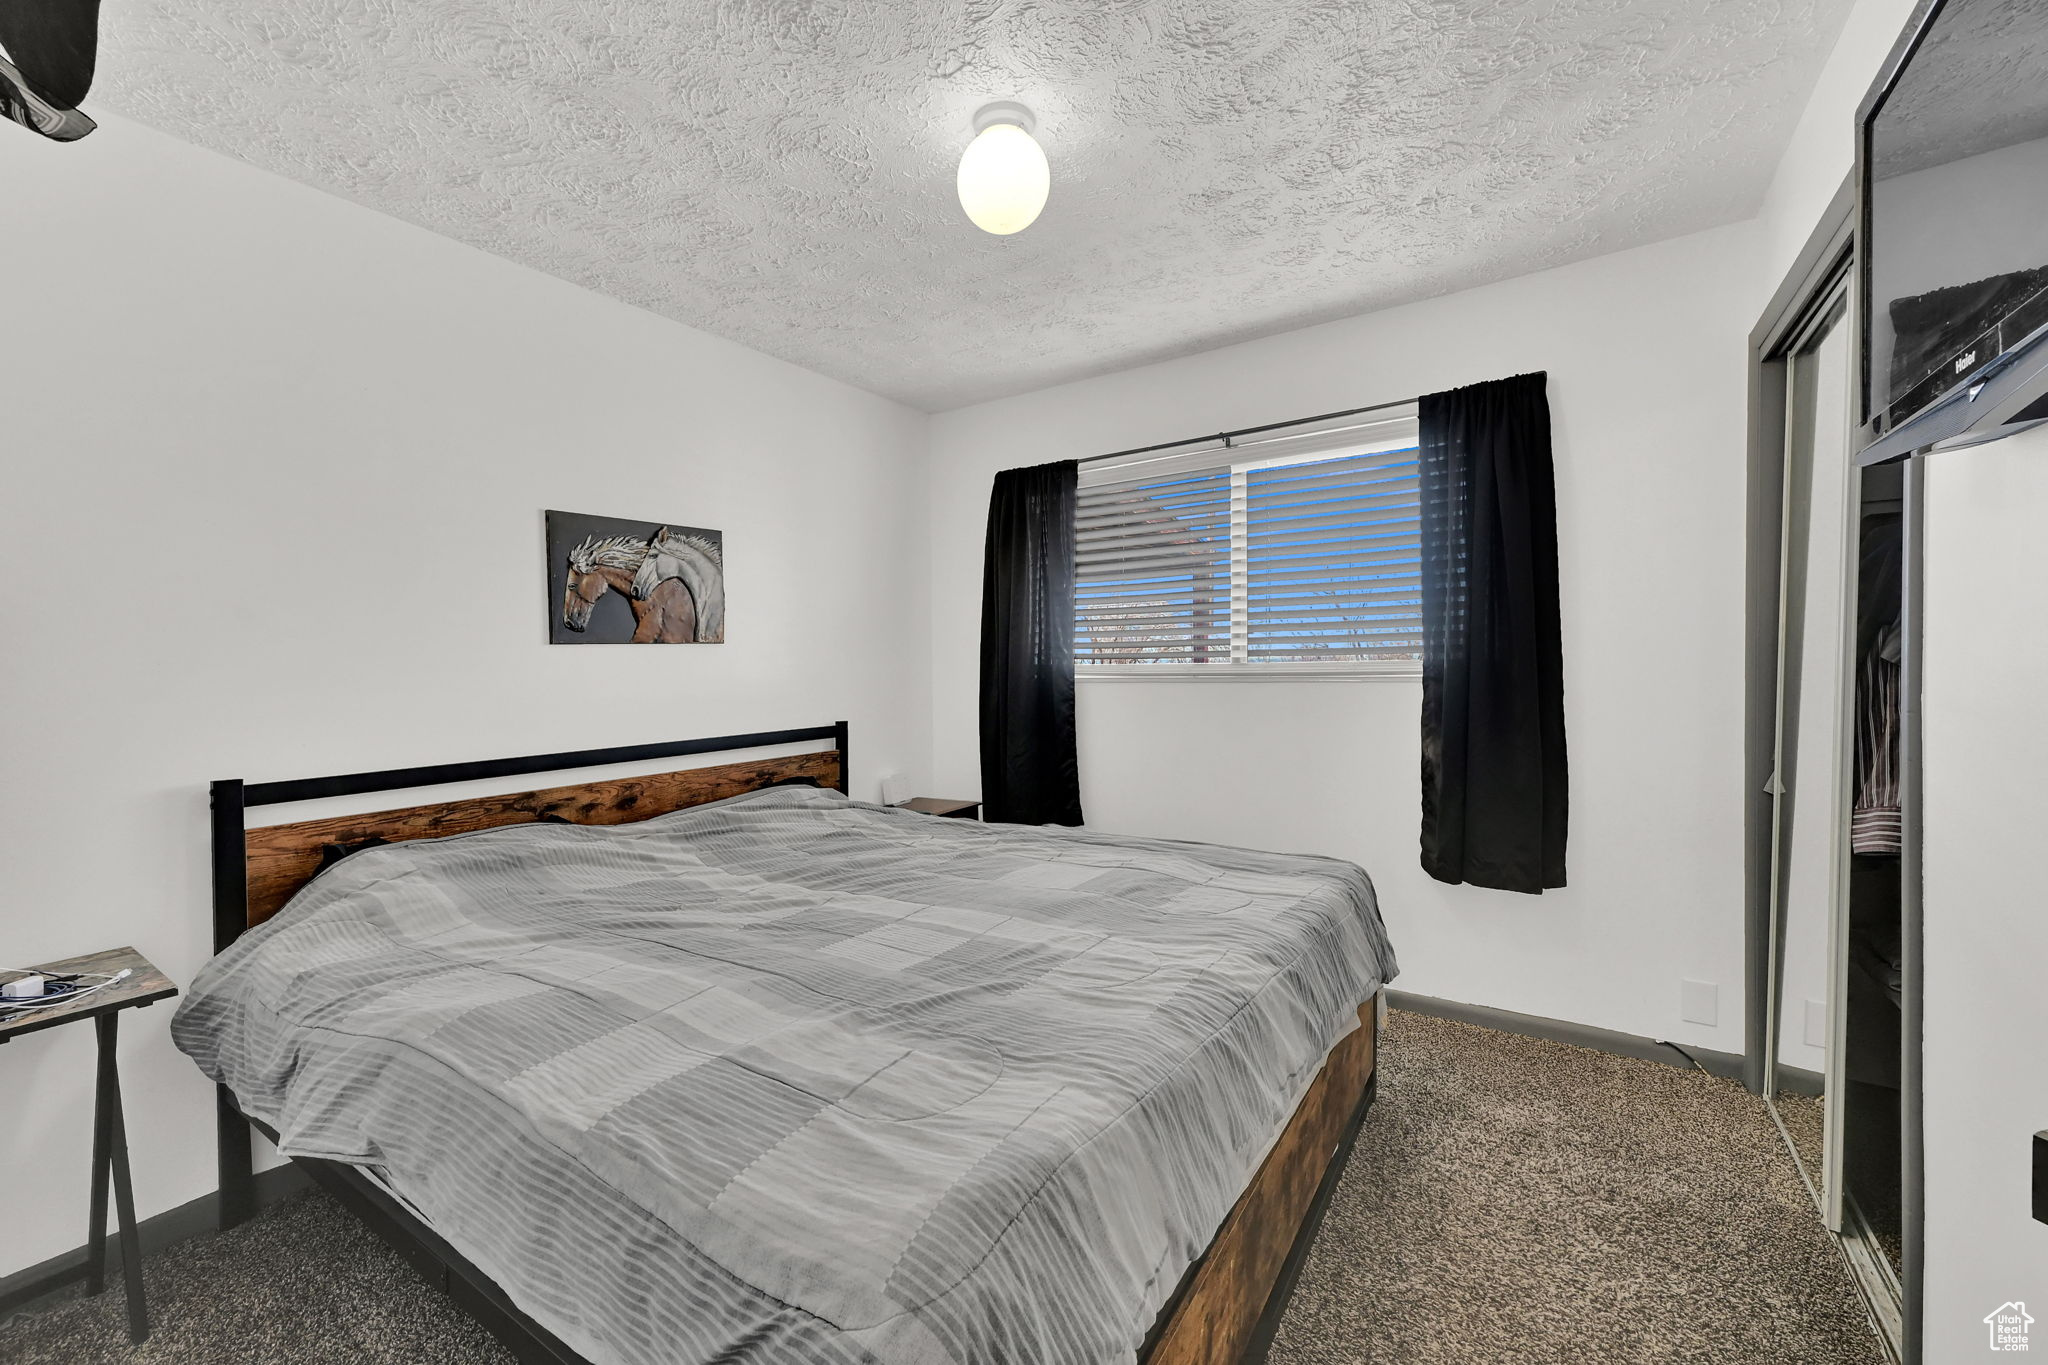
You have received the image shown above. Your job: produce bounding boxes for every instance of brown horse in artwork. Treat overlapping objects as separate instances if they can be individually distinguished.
[561,536,699,643]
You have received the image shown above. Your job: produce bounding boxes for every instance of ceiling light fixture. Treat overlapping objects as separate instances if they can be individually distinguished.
[957,102,1049,236]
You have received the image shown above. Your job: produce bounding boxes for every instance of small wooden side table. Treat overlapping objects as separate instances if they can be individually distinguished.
[895,797,982,820]
[0,947,177,1343]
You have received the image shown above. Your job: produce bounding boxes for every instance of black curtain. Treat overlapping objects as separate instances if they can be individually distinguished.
[1418,372,1567,893]
[980,461,1084,826]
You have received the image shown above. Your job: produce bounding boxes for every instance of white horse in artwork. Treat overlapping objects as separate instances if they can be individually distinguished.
[561,529,724,643]
[632,527,726,642]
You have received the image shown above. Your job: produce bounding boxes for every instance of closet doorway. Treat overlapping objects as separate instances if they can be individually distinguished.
[1761,273,1856,1198]
[1764,277,1852,1128]
[1745,183,1916,1364]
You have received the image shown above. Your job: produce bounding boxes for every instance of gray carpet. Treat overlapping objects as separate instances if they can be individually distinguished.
[1266,1013,1882,1364]
[2,1010,1881,1364]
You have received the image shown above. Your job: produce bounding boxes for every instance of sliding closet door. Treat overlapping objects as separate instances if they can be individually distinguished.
[1764,290,1855,1217]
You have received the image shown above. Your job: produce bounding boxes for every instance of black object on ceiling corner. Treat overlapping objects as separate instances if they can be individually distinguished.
[0,0,102,142]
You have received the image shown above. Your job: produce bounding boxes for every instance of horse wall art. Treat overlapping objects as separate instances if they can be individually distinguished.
[546,510,725,645]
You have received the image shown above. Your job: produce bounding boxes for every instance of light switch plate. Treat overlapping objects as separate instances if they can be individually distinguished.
[1680,979,1719,1028]
[1804,998,1827,1049]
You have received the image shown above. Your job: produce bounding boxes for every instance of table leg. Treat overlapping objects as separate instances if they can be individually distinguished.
[85,1013,114,1296]
[95,1013,149,1344]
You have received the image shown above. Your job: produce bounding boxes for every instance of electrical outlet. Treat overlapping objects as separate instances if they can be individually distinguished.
[1804,998,1827,1049]
[1680,980,1719,1028]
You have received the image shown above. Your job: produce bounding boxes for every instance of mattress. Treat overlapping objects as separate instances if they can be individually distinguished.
[175,785,1396,1365]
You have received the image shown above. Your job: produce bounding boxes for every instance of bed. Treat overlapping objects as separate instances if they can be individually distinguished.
[185,725,1396,1365]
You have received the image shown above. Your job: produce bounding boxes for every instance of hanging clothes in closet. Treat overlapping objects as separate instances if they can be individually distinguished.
[1851,513,1903,856]
[1852,620,1903,854]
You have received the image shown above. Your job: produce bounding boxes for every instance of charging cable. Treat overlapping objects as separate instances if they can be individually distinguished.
[0,967,133,1011]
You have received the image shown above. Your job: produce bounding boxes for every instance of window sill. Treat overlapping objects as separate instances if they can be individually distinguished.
[1076,662,1422,683]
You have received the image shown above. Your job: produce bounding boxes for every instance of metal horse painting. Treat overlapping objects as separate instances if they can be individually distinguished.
[547,511,725,644]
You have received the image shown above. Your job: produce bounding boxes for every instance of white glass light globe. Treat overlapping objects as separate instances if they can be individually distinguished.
[957,121,1050,236]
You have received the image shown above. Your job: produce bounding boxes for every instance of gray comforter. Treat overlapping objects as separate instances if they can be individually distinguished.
[175,786,1396,1365]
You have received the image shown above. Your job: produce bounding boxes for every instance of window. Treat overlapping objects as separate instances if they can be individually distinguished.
[1074,415,1423,678]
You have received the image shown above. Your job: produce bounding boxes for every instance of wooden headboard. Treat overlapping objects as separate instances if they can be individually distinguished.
[210,724,847,946]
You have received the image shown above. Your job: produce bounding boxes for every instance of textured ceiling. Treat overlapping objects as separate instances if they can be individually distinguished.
[97,0,1853,410]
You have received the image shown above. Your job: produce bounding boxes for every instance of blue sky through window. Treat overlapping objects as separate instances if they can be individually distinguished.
[1076,439,1422,665]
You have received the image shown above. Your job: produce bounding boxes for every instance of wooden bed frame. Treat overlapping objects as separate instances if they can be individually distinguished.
[210,724,1379,1365]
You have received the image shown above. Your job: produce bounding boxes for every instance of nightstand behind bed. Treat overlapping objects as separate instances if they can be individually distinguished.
[0,946,177,1343]
[894,797,982,820]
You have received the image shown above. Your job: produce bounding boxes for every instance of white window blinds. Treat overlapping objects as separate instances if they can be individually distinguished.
[1074,414,1423,674]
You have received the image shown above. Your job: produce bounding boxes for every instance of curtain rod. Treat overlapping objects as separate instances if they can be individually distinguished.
[1075,395,1418,466]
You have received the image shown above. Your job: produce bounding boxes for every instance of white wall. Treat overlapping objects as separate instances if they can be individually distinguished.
[1920,427,2048,1358]
[1755,0,1922,294]
[0,117,930,1280]
[927,222,1764,1053]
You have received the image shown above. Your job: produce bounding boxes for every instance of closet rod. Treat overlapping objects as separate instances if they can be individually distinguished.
[1075,394,1417,466]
